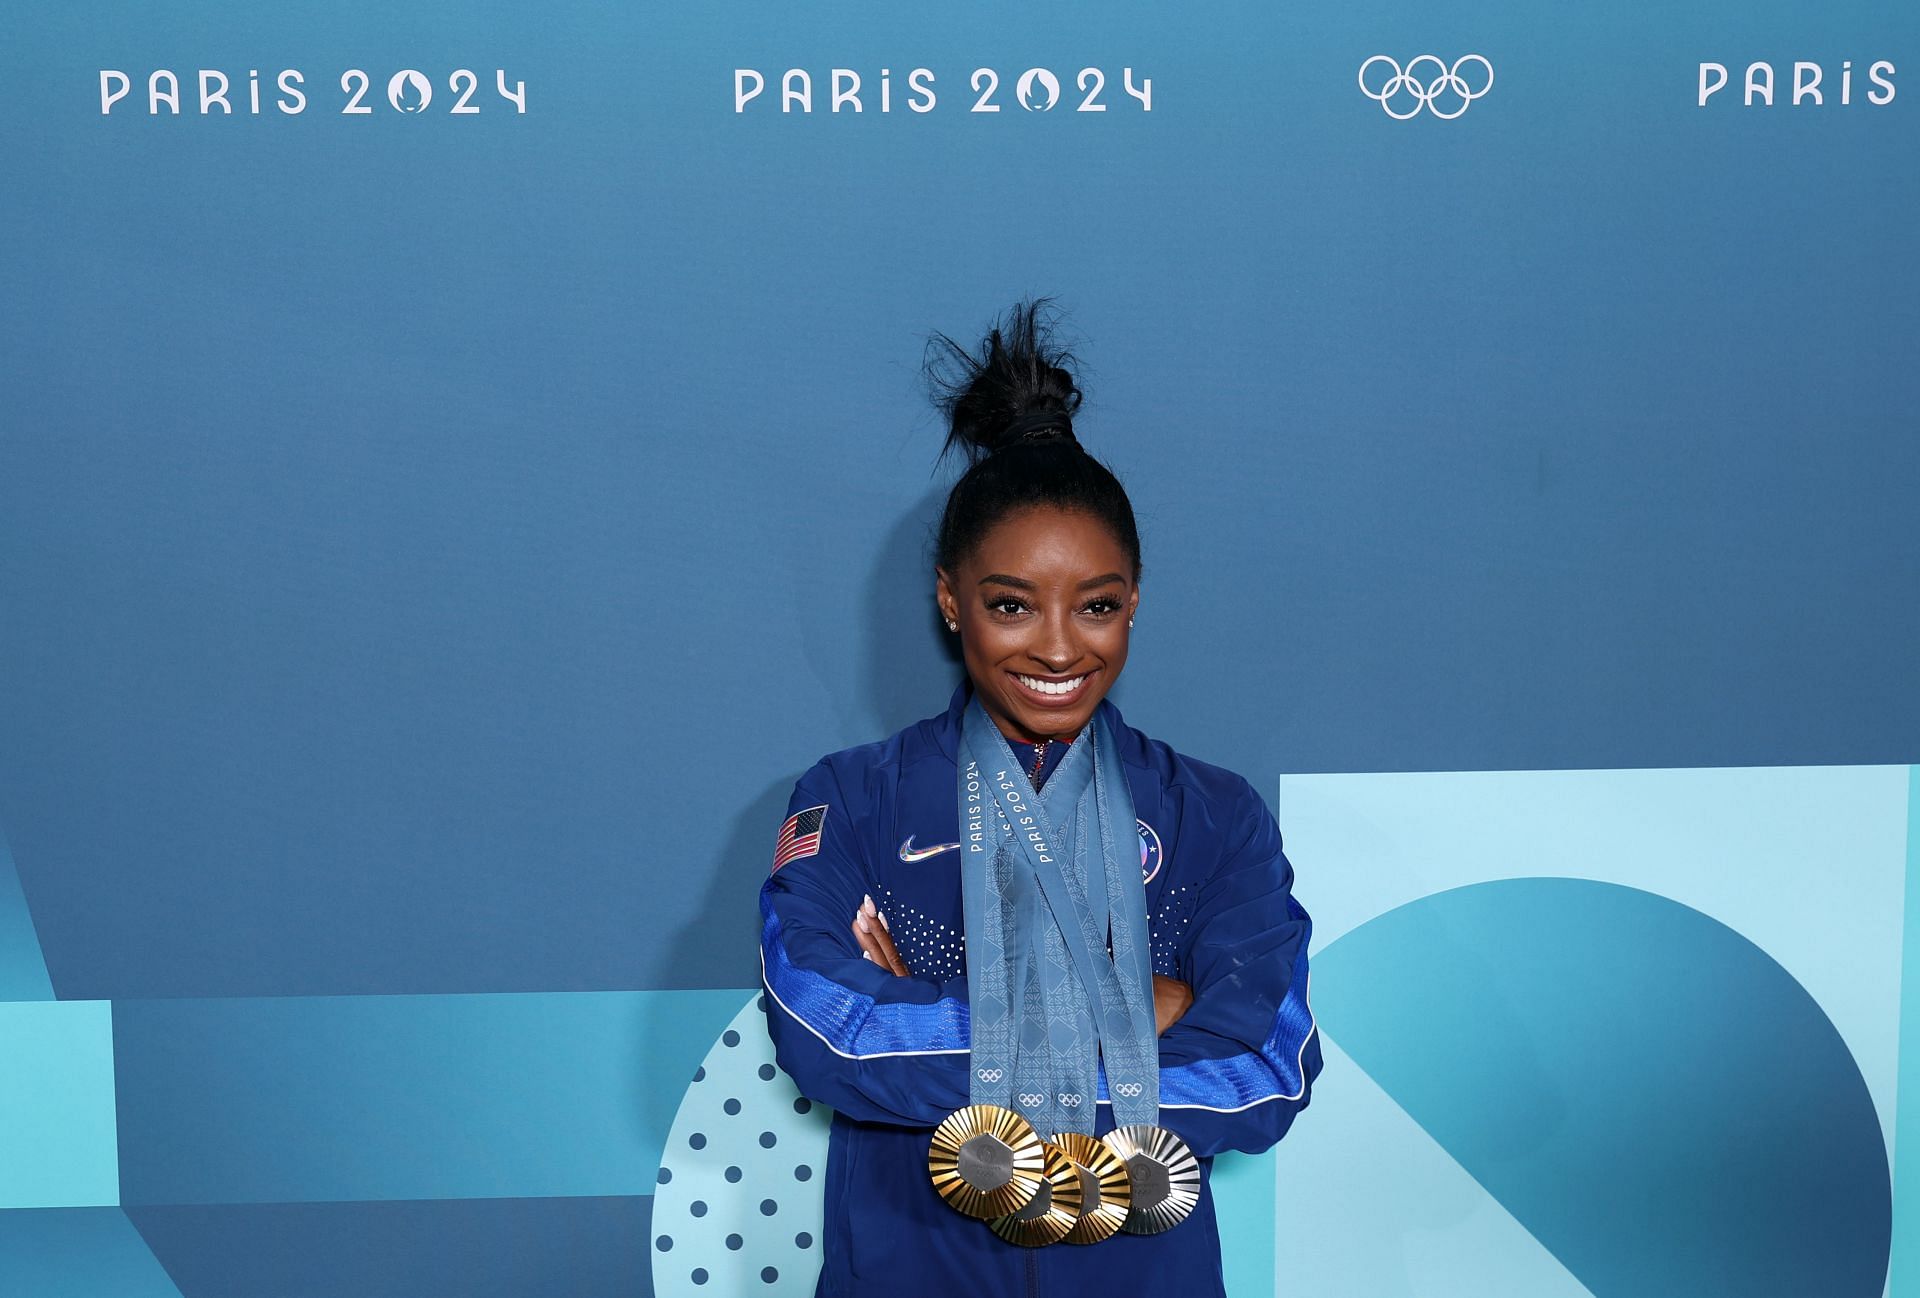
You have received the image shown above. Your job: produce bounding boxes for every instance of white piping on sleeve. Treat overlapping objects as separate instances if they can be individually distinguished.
[1138,969,1318,1113]
[758,947,970,1062]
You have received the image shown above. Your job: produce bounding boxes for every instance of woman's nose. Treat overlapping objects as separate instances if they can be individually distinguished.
[1031,614,1078,671]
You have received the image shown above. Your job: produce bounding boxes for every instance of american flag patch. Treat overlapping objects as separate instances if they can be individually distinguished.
[772,805,827,872]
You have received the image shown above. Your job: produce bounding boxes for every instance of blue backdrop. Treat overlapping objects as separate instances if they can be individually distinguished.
[1,1,1915,1294]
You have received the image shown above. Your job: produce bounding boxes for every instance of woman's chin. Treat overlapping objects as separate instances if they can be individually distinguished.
[990,687,1105,743]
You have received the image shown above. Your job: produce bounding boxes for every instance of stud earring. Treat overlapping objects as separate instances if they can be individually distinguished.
[946,618,959,632]
[1128,618,1135,628]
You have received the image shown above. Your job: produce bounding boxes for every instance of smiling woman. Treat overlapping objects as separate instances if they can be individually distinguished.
[757,301,1320,1297]
[938,506,1136,746]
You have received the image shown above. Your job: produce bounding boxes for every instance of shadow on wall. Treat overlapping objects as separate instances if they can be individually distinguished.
[856,485,963,741]
[659,489,960,1004]
[629,777,794,1150]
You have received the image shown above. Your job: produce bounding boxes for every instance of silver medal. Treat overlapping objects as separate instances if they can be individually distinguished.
[1103,1123,1201,1234]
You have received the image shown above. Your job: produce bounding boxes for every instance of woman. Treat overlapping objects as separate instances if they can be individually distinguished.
[759,302,1319,1297]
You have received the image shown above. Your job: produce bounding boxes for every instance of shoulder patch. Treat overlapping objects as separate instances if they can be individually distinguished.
[1138,818,1165,884]
[772,804,827,872]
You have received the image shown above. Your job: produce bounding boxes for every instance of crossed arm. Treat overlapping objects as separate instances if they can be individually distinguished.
[847,892,1196,1035]
[760,768,1319,1152]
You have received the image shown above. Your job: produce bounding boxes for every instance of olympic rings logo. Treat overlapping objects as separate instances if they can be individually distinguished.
[1058,1093,1082,1108]
[976,1067,1004,1083]
[1018,1092,1046,1107]
[1357,55,1493,119]
[1114,1082,1144,1098]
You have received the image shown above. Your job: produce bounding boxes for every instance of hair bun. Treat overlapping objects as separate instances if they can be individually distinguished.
[925,299,1084,465]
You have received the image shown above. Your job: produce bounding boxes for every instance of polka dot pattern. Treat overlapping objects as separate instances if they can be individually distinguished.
[881,884,1190,979]
[876,887,968,979]
[1150,882,1197,977]
[651,993,833,1298]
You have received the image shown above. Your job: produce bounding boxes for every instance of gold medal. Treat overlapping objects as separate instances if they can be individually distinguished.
[988,1140,1085,1247]
[928,1105,1047,1219]
[1103,1124,1201,1234]
[1050,1131,1132,1245]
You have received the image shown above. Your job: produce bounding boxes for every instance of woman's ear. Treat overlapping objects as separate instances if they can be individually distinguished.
[935,567,959,627]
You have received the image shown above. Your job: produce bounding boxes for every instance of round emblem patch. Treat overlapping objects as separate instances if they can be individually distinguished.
[1137,818,1164,884]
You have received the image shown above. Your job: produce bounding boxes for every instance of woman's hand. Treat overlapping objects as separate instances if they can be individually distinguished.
[851,895,910,975]
[1153,974,1194,1036]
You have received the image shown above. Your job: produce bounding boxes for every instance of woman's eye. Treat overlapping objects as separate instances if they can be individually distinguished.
[987,597,1028,616]
[1084,598,1122,616]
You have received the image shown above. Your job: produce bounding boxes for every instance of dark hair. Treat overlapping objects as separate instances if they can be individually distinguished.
[926,299,1141,577]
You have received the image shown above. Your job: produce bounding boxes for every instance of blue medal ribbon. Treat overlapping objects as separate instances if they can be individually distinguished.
[959,697,1160,1136]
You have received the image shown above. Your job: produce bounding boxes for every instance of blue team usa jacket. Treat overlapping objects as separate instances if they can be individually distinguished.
[759,686,1321,1298]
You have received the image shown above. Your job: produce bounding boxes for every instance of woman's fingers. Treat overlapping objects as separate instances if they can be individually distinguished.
[873,926,910,976]
[862,895,911,975]
[850,911,885,963]
[851,897,911,976]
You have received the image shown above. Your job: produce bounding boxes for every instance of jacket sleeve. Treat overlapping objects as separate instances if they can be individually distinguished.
[758,760,973,1127]
[1150,780,1321,1157]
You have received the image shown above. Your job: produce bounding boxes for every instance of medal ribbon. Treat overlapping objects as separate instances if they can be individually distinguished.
[959,698,1160,1136]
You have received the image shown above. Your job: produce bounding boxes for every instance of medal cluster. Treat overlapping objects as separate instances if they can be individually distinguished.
[927,1105,1200,1248]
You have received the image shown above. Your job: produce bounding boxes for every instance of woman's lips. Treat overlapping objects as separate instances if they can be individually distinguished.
[1009,671,1092,708]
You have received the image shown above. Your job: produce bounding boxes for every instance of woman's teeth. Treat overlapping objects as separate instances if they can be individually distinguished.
[1015,674,1087,696]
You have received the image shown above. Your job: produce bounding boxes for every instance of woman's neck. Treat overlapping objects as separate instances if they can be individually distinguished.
[994,722,1078,748]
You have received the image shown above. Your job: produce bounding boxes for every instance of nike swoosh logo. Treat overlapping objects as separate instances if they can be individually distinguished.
[899,835,961,863]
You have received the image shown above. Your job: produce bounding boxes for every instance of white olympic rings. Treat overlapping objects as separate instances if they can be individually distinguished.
[1358,55,1494,119]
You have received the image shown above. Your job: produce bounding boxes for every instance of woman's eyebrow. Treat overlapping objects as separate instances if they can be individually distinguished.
[976,573,1128,590]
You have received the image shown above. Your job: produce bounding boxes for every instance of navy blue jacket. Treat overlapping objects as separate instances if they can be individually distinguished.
[759,686,1320,1297]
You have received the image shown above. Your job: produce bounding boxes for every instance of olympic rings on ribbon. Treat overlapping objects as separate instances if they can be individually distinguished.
[1357,55,1494,119]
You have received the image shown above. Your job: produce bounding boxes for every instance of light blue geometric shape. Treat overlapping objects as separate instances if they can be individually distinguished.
[1270,1036,1592,1298]
[1315,877,1890,1298]
[1212,1146,1278,1297]
[1281,765,1909,1153]
[0,1000,118,1208]
[0,1207,182,1298]
[1889,765,1919,1298]
[0,822,54,1000]
[653,992,833,1298]
[112,988,747,1204]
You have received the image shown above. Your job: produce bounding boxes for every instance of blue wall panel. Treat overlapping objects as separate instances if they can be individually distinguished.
[112,991,744,1204]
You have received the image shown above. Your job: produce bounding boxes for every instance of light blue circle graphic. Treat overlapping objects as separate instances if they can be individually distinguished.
[652,994,833,1297]
[1314,878,1892,1297]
